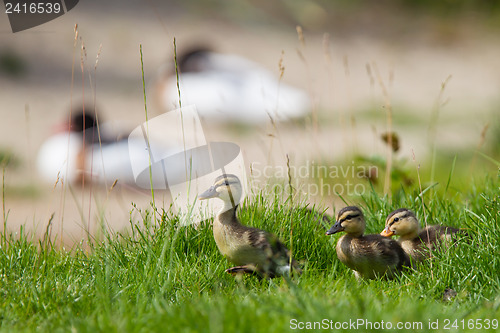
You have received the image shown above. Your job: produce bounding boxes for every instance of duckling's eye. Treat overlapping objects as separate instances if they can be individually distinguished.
[393,217,399,222]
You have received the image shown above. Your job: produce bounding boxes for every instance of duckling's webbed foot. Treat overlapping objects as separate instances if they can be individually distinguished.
[225,265,259,276]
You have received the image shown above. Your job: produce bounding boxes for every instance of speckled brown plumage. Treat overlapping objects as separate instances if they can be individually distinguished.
[212,206,301,278]
[382,208,465,262]
[200,174,301,278]
[327,206,410,279]
[335,232,410,279]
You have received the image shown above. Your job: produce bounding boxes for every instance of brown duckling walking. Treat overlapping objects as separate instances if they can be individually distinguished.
[199,174,301,278]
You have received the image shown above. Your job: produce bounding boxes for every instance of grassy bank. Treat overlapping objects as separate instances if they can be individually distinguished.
[0,173,499,332]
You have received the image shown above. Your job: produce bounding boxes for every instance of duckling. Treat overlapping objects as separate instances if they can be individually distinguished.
[380,208,464,262]
[198,174,301,278]
[326,206,410,279]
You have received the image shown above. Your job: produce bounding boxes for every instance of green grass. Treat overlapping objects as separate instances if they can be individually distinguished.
[0,174,499,332]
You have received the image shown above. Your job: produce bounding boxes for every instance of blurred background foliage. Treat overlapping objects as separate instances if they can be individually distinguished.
[175,0,500,33]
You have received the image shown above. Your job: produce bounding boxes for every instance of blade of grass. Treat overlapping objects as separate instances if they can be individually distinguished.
[477,151,500,167]
[445,155,457,193]
[2,166,6,244]
[372,62,393,197]
[140,44,157,226]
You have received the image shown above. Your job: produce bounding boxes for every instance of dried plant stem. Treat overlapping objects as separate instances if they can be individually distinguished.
[469,123,490,173]
[79,39,94,240]
[173,38,193,224]
[173,38,182,109]
[323,34,349,158]
[412,149,433,279]
[265,50,287,164]
[58,24,79,248]
[90,44,106,189]
[429,75,452,184]
[322,33,333,90]
[296,25,317,134]
[372,62,393,196]
[343,55,357,152]
[173,38,188,181]
[24,104,33,185]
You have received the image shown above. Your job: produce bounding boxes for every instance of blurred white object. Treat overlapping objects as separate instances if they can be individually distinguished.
[36,110,146,187]
[157,49,311,123]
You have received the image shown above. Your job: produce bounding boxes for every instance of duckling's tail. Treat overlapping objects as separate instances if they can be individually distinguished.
[291,260,303,276]
[276,261,303,277]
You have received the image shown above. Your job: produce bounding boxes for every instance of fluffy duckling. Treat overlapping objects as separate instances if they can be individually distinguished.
[198,174,301,278]
[326,206,410,279]
[380,208,464,262]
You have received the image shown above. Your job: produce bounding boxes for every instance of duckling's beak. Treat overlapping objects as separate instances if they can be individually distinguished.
[326,221,344,235]
[198,186,219,200]
[380,227,394,237]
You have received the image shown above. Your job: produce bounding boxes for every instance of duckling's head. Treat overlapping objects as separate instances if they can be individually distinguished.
[326,206,365,237]
[198,174,242,210]
[381,208,420,239]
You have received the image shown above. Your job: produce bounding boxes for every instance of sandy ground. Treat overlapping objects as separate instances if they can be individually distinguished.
[1,2,499,245]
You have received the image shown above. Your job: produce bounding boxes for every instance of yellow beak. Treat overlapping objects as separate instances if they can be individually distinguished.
[380,227,394,237]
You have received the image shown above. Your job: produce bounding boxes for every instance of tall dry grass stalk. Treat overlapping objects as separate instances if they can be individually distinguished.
[56,24,79,248]
[412,149,433,279]
[365,63,380,153]
[79,37,87,192]
[428,75,452,184]
[322,33,333,97]
[78,37,97,242]
[372,62,393,197]
[90,44,106,186]
[469,123,490,173]
[296,25,318,134]
[323,33,347,158]
[343,55,358,152]
[172,38,196,225]
[24,104,33,185]
[81,42,106,242]
[265,50,287,166]
[173,38,190,183]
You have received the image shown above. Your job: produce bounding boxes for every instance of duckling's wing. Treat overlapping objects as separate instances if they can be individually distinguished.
[364,235,411,271]
[386,238,411,271]
[421,225,466,248]
[418,227,440,248]
[435,225,463,239]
